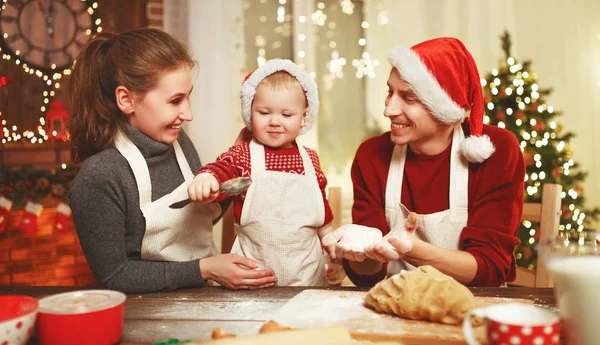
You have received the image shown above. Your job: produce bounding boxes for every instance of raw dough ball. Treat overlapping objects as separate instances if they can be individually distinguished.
[259,320,292,333]
[364,265,476,325]
[212,328,236,339]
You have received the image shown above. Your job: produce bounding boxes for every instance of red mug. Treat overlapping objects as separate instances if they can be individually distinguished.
[463,303,560,345]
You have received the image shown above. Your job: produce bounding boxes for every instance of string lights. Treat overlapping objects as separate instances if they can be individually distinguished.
[482,34,599,269]
[0,0,102,144]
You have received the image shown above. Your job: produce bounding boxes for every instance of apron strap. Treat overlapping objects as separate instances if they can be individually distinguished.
[297,143,316,179]
[114,130,193,207]
[250,139,266,174]
[114,130,153,207]
[449,125,469,209]
[385,144,406,230]
[173,140,195,181]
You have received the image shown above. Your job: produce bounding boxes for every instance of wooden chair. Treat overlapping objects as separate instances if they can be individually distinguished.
[511,183,562,288]
[220,186,344,254]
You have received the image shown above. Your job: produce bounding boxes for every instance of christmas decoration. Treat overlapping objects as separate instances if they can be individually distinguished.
[44,100,69,141]
[0,193,13,233]
[54,201,72,234]
[0,0,101,144]
[0,164,79,234]
[482,31,600,269]
[19,200,42,236]
[0,75,12,88]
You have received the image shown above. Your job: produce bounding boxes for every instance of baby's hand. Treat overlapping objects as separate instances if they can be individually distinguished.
[188,173,219,204]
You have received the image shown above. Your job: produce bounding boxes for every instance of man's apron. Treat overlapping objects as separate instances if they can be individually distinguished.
[385,125,469,274]
[231,139,328,286]
[114,131,220,261]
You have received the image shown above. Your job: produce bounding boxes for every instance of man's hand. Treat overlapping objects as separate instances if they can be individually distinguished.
[321,224,383,263]
[188,173,220,204]
[199,254,278,289]
[365,212,418,262]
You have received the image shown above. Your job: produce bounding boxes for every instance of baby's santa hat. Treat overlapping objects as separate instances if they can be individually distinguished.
[241,59,319,135]
[388,37,495,163]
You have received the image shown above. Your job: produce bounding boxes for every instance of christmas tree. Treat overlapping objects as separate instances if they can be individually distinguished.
[482,31,600,269]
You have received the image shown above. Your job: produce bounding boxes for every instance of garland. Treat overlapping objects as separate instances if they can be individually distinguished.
[0,164,79,209]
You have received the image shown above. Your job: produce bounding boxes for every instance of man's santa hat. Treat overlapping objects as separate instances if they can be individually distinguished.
[388,37,495,163]
[241,59,319,135]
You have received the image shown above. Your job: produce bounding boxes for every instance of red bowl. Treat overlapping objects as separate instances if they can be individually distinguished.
[0,295,39,345]
[36,290,126,345]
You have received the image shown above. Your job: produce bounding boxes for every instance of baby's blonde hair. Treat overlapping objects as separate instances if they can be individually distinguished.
[260,71,308,107]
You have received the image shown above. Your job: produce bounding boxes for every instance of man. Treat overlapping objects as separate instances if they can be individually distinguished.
[322,37,524,287]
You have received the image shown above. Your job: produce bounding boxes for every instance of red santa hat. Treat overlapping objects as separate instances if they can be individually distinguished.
[241,59,319,135]
[388,37,495,163]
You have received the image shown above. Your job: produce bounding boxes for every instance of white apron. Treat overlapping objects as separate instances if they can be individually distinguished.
[114,131,220,262]
[231,139,328,286]
[385,125,469,275]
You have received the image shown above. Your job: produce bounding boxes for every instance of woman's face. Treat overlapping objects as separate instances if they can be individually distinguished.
[127,67,193,144]
[384,68,452,155]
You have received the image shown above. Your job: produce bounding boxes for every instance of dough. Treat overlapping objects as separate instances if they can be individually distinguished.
[364,265,476,325]
[212,328,236,339]
[259,320,292,333]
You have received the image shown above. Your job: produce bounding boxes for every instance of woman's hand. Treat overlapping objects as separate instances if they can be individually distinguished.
[364,212,418,262]
[199,254,278,289]
[321,224,383,263]
[188,173,220,204]
[234,127,253,146]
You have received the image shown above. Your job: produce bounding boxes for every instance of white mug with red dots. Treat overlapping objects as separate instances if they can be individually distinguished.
[463,303,560,345]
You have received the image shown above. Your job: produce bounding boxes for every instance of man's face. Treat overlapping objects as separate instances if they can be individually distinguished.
[384,68,453,154]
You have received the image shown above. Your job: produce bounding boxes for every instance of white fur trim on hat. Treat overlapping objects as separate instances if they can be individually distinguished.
[460,134,496,163]
[241,59,319,135]
[388,47,464,125]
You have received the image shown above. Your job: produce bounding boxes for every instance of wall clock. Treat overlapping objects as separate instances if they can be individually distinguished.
[0,0,101,75]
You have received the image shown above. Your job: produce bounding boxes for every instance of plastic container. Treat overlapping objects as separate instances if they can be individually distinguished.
[37,290,126,345]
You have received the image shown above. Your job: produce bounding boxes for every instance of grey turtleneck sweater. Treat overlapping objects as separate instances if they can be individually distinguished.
[69,126,228,293]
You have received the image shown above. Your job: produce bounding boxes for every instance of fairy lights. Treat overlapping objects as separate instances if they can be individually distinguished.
[482,35,600,258]
[1,0,102,144]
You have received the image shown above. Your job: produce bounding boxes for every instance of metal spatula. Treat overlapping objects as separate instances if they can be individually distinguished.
[169,177,252,209]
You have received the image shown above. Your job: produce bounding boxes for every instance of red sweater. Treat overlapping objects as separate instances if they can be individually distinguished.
[346,123,524,287]
[197,142,333,226]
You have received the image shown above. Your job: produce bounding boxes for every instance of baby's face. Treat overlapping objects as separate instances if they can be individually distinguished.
[250,82,307,149]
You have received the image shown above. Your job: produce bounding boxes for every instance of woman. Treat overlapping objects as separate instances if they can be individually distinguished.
[68,28,277,293]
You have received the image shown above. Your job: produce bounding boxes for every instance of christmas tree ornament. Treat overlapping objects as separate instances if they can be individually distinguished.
[19,200,43,236]
[54,201,72,234]
[0,194,13,233]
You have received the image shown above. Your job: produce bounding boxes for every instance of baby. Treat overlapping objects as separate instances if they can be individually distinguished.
[188,59,333,286]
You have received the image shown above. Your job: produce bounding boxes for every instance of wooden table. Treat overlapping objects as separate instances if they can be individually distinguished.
[0,286,556,345]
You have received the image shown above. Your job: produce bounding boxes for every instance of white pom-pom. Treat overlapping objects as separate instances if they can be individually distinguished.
[460,135,495,163]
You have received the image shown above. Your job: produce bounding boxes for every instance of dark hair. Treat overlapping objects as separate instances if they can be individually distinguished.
[68,28,196,162]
